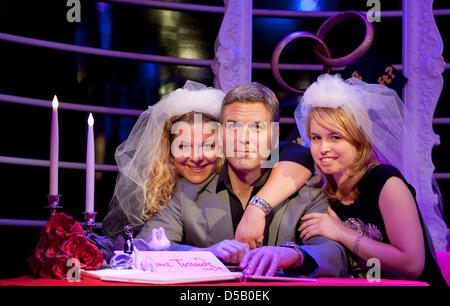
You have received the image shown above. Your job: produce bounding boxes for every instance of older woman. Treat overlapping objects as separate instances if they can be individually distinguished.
[102,81,225,240]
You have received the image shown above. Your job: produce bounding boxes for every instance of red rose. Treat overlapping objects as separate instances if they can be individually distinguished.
[33,232,49,261]
[40,256,69,279]
[44,213,84,240]
[61,234,85,255]
[77,243,103,270]
[29,213,104,278]
[44,235,66,258]
[61,234,103,270]
[27,253,42,277]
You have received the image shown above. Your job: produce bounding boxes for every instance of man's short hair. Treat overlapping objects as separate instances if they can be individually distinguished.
[221,82,280,122]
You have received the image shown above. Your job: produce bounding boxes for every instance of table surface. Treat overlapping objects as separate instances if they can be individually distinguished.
[0,275,429,286]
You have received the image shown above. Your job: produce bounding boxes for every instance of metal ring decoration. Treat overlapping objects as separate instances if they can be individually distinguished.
[314,11,375,67]
[271,11,374,94]
[271,31,332,94]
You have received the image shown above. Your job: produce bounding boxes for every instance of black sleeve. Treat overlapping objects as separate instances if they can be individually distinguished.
[299,250,319,275]
[365,164,416,199]
[279,142,315,174]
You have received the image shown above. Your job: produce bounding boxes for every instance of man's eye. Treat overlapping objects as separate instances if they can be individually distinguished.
[226,122,241,129]
[249,122,266,130]
[203,143,215,150]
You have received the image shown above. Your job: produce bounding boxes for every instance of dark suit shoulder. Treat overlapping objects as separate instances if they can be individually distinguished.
[295,179,326,201]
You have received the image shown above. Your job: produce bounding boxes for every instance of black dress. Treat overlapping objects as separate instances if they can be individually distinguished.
[333,164,446,286]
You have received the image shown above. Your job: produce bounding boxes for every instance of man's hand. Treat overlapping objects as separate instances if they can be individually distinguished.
[239,246,298,276]
[234,205,266,249]
[193,240,249,265]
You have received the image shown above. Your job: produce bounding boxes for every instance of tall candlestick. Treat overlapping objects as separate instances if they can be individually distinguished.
[49,96,59,195]
[85,113,95,213]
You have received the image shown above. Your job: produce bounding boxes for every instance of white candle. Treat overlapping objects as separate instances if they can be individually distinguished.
[85,113,95,213]
[49,96,59,195]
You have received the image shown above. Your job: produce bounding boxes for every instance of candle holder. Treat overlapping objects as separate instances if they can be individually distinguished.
[83,211,97,233]
[45,194,62,216]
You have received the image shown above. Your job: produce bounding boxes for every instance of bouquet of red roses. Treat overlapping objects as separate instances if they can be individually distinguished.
[28,212,103,279]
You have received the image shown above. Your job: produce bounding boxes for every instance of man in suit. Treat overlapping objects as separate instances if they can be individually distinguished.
[137,82,347,277]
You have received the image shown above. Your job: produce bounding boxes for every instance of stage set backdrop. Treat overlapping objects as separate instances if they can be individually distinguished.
[0,0,449,278]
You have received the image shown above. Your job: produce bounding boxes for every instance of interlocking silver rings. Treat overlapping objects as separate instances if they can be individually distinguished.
[271,11,375,94]
[271,31,332,94]
[314,11,374,67]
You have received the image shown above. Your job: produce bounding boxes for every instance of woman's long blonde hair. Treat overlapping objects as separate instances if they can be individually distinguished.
[306,107,379,204]
[142,111,223,221]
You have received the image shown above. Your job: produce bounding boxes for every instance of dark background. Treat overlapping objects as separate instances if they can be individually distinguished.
[0,0,449,278]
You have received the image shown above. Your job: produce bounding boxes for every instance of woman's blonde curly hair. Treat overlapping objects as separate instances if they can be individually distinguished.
[142,111,224,221]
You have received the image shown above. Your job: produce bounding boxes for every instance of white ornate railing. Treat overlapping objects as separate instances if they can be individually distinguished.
[212,0,252,92]
[402,0,448,251]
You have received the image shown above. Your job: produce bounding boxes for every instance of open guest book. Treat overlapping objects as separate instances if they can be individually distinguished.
[81,251,316,285]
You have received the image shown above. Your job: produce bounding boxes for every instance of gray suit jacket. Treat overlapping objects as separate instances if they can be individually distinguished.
[137,172,347,277]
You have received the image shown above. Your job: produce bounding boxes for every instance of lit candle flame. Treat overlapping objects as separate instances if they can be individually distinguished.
[52,95,59,110]
[88,113,94,126]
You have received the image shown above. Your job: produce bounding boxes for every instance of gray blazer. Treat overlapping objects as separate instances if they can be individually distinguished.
[137,173,347,277]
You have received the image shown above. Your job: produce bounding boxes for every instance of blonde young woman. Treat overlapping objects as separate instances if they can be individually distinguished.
[242,74,446,285]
